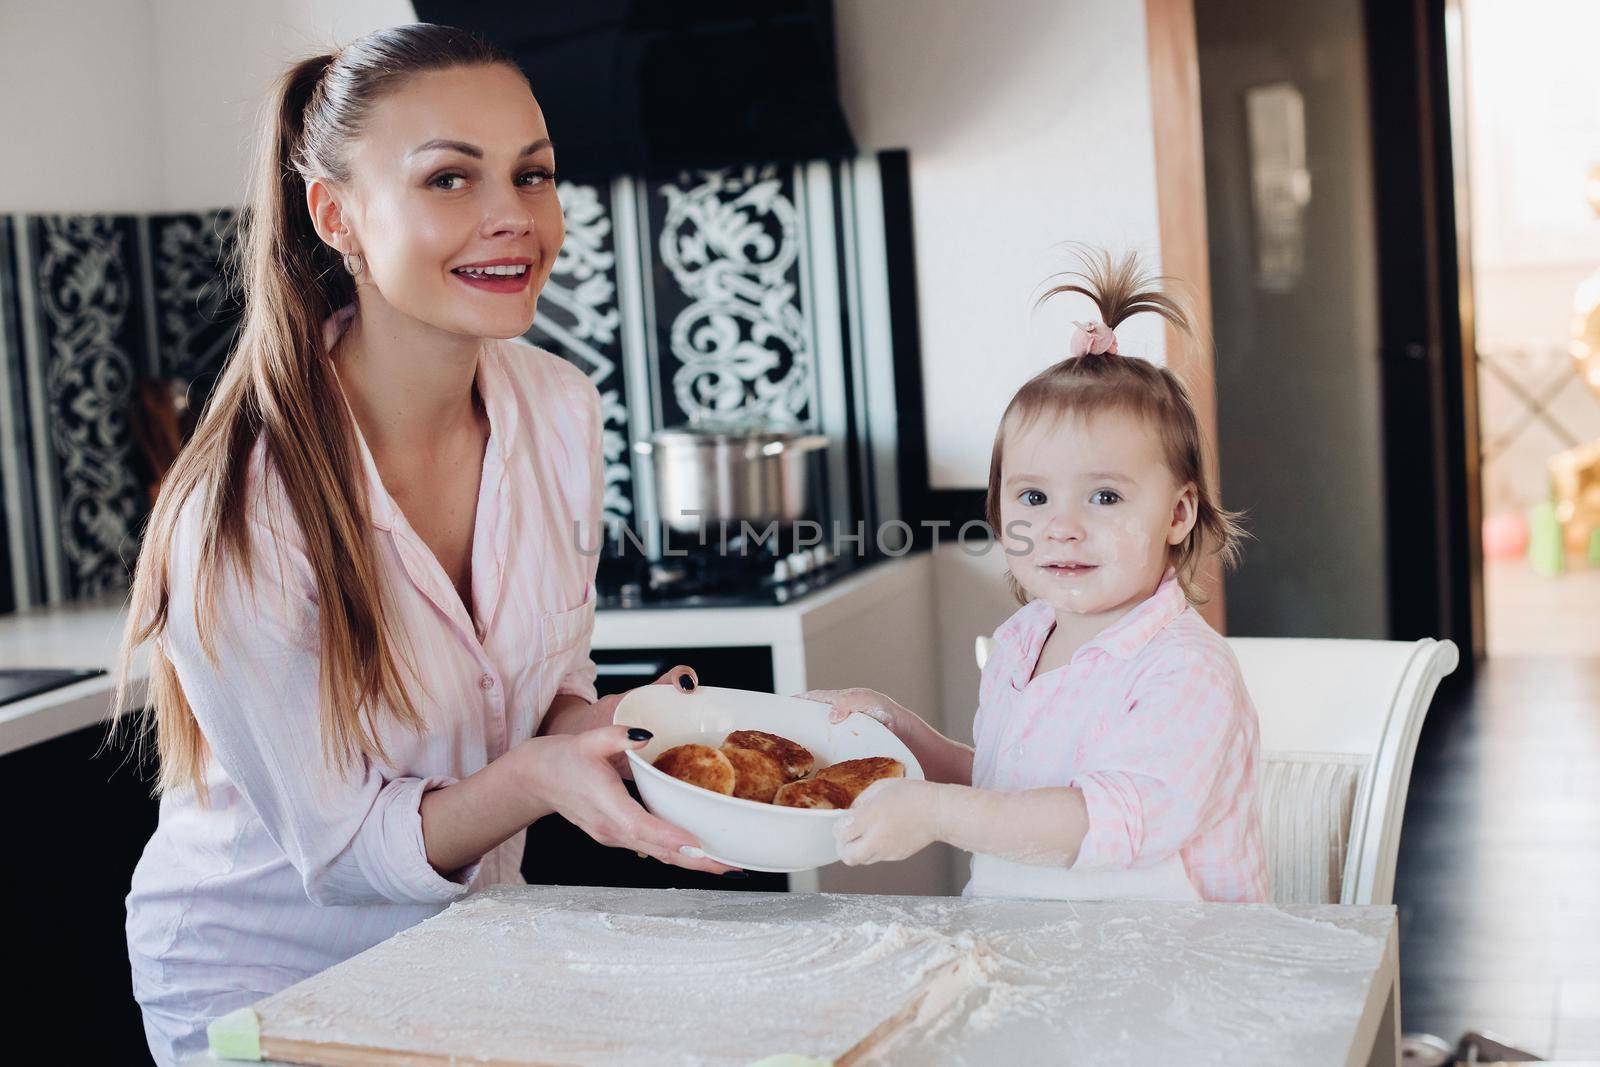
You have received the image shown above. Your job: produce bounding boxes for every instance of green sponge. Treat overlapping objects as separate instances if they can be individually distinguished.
[207,1007,262,1061]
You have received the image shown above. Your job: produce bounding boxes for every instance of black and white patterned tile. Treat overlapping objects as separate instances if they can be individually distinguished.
[149,209,242,407]
[645,164,816,430]
[14,215,150,603]
[526,180,635,530]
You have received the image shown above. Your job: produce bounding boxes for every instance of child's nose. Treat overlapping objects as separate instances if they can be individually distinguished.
[1043,509,1085,542]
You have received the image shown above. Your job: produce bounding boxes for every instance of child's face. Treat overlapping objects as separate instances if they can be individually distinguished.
[998,408,1198,619]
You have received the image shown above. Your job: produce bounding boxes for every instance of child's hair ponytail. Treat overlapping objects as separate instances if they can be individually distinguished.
[1039,245,1191,335]
[986,247,1245,605]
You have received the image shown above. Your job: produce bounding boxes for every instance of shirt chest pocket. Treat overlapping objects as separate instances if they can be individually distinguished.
[540,583,596,662]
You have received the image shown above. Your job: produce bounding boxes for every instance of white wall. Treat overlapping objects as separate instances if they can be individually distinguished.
[150,0,417,209]
[0,0,415,213]
[0,1,166,212]
[834,0,1169,741]
[835,0,1166,491]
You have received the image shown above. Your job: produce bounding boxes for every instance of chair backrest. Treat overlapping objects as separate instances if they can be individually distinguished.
[971,633,1458,906]
[1228,637,1457,906]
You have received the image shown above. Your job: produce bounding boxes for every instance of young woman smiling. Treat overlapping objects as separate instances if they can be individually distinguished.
[114,25,727,1065]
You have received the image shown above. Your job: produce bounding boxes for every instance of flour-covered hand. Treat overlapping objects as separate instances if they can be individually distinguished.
[796,687,917,733]
[833,778,945,865]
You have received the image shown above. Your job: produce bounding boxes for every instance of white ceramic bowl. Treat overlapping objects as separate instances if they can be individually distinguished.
[613,684,924,872]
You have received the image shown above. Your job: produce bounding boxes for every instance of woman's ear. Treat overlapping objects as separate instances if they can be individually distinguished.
[305,178,355,253]
[1168,482,1200,546]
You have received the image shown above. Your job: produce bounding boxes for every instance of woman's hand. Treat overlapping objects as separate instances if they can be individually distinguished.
[519,723,735,875]
[796,687,918,734]
[544,665,699,778]
[834,778,945,865]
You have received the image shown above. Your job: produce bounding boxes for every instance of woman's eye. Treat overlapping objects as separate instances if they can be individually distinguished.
[1018,489,1047,507]
[429,173,467,191]
[517,169,555,188]
[1090,489,1122,505]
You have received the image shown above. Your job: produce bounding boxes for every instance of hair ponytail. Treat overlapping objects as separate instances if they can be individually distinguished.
[1036,244,1191,335]
[113,25,517,800]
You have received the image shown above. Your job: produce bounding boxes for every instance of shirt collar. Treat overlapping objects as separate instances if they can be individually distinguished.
[322,308,515,531]
[1080,569,1189,660]
[1006,570,1188,687]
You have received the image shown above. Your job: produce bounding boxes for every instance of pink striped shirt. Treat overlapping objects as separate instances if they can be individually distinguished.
[970,573,1268,903]
[125,334,602,1065]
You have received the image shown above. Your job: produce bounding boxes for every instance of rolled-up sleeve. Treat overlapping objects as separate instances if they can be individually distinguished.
[163,500,480,908]
[1069,650,1251,871]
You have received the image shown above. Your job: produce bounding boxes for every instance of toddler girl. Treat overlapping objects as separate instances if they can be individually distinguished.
[804,250,1267,902]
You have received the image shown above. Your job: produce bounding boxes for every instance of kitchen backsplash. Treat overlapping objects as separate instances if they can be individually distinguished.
[0,155,905,615]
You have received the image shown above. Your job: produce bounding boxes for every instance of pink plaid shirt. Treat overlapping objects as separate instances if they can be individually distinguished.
[971,572,1268,903]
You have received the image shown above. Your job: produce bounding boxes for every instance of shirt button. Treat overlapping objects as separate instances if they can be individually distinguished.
[478,674,495,692]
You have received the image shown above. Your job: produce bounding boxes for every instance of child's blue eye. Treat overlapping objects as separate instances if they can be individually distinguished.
[1090,489,1121,505]
[1018,489,1047,507]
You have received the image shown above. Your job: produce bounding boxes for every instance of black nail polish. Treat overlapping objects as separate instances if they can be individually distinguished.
[677,674,695,692]
[626,727,653,742]
[721,869,748,879]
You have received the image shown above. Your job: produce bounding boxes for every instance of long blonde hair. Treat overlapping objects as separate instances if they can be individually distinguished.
[113,25,519,801]
[986,248,1245,604]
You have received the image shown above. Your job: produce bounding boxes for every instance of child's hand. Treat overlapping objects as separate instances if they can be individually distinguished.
[797,687,914,733]
[834,779,944,865]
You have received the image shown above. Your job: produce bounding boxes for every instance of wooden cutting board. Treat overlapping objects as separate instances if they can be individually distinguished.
[246,888,979,1066]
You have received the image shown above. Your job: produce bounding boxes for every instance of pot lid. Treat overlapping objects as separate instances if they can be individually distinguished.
[649,415,812,446]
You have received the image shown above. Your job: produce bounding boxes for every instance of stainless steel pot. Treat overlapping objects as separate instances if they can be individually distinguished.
[634,422,829,534]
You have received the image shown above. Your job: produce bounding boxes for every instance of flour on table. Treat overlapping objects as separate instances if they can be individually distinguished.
[254,892,980,1066]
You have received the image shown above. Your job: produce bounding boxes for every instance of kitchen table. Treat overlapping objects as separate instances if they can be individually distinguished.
[178,882,1400,1066]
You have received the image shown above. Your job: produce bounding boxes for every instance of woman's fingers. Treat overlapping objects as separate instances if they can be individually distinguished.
[628,810,738,874]
[579,723,654,758]
[653,664,699,692]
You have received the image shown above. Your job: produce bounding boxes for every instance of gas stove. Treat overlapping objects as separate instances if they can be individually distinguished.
[596,541,871,609]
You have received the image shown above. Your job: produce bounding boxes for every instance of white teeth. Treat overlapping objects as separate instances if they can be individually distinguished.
[456,264,528,277]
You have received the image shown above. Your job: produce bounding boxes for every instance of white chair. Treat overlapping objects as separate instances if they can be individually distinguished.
[973,634,1459,906]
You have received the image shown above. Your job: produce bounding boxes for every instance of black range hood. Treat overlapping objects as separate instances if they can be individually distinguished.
[413,0,858,181]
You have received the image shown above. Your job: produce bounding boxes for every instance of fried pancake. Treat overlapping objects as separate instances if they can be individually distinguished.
[722,730,815,780]
[652,744,735,795]
[811,756,905,804]
[721,745,787,804]
[773,778,854,810]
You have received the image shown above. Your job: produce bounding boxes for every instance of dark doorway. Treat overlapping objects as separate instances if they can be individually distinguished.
[1196,0,1482,662]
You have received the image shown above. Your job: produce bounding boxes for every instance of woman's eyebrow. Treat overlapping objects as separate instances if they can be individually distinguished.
[408,137,553,159]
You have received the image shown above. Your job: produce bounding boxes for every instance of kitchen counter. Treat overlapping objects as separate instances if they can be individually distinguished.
[176,883,1402,1066]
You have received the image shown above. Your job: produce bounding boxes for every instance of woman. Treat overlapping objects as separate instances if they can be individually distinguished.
[115,25,728,1065]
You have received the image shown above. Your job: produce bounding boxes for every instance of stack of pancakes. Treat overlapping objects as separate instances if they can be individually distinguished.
[652,730,903,809]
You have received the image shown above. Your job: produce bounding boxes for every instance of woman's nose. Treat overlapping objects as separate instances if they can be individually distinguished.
[481,185,535,239]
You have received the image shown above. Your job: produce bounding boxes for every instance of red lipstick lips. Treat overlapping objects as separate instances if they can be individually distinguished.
[451,257,533,294]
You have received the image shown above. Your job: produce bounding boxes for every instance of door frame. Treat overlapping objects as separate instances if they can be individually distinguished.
[1365,0,1484,664]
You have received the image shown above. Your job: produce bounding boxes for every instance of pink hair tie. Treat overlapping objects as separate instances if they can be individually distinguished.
[1070,320,1118,357]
